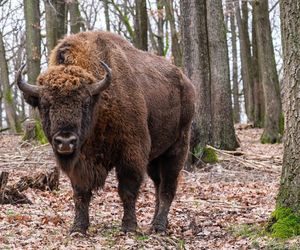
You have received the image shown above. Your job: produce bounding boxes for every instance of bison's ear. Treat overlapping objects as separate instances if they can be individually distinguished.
[23,93,39,108]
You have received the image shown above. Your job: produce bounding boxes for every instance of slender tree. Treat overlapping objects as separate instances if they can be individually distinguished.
[45,0,57,54]
[165,0,182,66]
[23,0,49,144]
[252,5,265,127]
[156,0,164,55]
[45,0,67,55]
[0,31,21,132]
[56,0,67,38]
[207,0,239,150]
[24,0,41,86]
[0,86,2,128]
[134,0,148,50]
[235,1,254,123]
[103,0,111,31]
[110,0,135,41]
[254,0,282,143]
[69,0,84,34]
[229,3,240,123]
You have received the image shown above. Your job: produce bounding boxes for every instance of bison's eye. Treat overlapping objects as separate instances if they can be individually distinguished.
[82,97,91,110]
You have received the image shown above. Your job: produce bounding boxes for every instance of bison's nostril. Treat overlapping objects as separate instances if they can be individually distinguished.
[54,135,77,145]
[53,134,78,154]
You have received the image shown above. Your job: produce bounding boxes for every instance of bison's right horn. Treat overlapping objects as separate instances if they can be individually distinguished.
[17,64,41,97]
[89,61,112,95]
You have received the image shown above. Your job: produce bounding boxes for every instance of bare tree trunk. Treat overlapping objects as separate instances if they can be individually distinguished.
[56,0,67,39]
[252,5,265,128]
[181,0,212,161]
[45,0,56,54]
[0,88,2,128]
[0,31,21,133]
[254,0,282,143]
[0,106,2,129]
[69,0,83,34]
[235,1,254,123]
[45,0,67,56]
[148,15,159,52]
[156,0,164,55]
[276,0,300,217]
[24,0,41,85]
[24,0,48,144]
[165,0,182,66]
[134,0,148,50]
[103,0,111,31]
[229,3,240,123]
[207,0,239,150]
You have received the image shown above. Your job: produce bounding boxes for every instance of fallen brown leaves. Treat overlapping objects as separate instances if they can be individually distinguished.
[0,128,285,249]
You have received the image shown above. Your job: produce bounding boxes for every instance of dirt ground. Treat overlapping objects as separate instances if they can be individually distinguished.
[0,127,289,249]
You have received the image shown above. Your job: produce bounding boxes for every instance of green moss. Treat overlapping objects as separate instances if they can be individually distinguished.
[192,143,203,159]
[163,33,169,57]
[192,144,218,164]
[15,122,22,134]
[260,115,284,144]
[135,234,149,241]
[6,209,15,215]
[177,239,185,249]
[202,147,218,164]
[229,224,264,239]
[4,90,13,104]
[279,113,284,135]
[269,207,300,238]
[260,131,281,144]
[261,132,271,144]
[35,119,48,144]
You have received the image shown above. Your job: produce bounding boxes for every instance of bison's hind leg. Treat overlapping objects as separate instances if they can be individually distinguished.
[150,129,190,233]
[147,159,161,222]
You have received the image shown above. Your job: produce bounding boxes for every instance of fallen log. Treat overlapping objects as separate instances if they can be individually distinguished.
[0,171,31,204]
[0,167,59,205]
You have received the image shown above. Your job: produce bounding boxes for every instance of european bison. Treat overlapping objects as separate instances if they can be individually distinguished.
[17,31,195,234]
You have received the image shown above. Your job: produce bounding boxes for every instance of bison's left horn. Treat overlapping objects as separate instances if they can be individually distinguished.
[17,64,41,97]
[89,61,112,95]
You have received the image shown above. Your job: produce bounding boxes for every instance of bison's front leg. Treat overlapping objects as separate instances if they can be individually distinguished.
[70,185,92,234]
[117,168,143,233]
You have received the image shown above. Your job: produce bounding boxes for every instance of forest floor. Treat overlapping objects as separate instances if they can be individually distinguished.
[0,126,298,249]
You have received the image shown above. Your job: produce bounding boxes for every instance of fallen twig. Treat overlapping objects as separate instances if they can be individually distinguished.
[206,145,280,174]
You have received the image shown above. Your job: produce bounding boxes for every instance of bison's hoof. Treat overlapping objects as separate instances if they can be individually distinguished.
[152,218,168,233]
[121,221,137,233]
[151,223,167,233]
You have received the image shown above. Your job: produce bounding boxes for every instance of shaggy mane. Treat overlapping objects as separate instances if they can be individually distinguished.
[37,65,96,92]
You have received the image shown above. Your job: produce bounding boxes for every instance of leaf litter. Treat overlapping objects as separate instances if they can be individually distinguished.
[0,127,286,249]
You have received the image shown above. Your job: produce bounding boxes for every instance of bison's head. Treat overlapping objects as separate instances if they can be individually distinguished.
[17,62,111,168]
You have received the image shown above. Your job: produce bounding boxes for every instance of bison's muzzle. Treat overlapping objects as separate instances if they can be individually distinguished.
[53,132,78,155]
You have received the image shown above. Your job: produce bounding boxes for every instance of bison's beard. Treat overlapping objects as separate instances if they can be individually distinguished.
[54,151,80,173]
